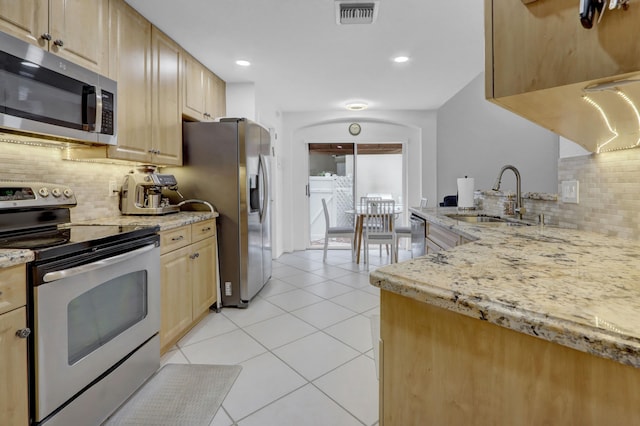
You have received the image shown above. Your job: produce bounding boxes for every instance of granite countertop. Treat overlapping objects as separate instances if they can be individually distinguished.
[370,207,640,368]
[76,211,218,231]
[0,249,34,269]
[0,212,218,268]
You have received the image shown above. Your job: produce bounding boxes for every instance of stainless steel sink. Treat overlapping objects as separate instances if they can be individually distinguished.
[445,214,504,223]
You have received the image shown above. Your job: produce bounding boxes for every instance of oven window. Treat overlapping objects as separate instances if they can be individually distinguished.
[67,271,147,364]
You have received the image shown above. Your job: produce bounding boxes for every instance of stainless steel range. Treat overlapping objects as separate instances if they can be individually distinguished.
[0,182,161,426]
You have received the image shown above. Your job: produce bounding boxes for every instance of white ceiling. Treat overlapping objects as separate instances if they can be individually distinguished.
[125,0,485,112]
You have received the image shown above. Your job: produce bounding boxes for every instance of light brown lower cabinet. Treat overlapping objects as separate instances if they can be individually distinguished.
[379,290,640,425]
[425,220,472,253]
[159,219,218,354]
[0,265,28,426]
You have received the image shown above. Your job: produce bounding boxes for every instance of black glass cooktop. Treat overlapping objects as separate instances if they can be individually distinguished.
[0,224,159,261]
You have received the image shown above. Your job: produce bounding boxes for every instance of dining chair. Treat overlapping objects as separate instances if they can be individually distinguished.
[363,199,396,267]
[321,198,355,262]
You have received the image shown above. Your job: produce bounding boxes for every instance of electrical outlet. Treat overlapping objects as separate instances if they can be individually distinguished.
[109,180,118,197]
[225,282,232,296]
[561,180,579,204]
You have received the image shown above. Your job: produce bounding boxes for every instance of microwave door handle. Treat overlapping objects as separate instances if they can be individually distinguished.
[94,87,103,134]
[42,243,156,283]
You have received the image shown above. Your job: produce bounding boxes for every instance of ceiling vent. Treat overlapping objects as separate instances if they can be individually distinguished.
[335,1,379,25]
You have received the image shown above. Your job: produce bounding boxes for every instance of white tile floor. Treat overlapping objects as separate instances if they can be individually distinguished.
[161,247,412,426]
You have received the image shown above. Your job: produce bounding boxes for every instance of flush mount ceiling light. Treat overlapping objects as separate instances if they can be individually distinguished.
[235,60,251,67]
[393,56,409,63]
[345,102,368,111]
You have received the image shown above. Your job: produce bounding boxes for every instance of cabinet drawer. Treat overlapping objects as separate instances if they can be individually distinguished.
[160,225,192,254]
[191,219,215,243]
[425,237,443,254]
[427,223,460,250]
[0,265,26,315]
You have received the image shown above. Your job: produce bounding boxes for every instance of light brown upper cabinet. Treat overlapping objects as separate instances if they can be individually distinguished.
[485,0,640,153]
[70,0,182,166]
[107,0,153,163]
[183,53,226,121]
[150,27,182,166]
[0,0,109,75]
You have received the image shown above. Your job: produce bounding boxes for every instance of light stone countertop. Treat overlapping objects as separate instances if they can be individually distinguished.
[0,212,218,268]
[0,249,34,268]
[75,211,218,231]
[370,207,640,368]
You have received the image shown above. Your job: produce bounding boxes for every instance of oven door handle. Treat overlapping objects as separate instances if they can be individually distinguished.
[42,243,156,283]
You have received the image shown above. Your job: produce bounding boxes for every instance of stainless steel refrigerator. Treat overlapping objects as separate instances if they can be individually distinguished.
[167,118,272,307]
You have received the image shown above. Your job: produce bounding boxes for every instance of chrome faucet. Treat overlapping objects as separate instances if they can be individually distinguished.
[492,165,526,219]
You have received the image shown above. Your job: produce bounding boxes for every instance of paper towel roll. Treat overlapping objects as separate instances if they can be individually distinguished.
[457,177,475,208]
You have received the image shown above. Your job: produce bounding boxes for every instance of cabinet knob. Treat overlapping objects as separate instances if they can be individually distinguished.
[53,39,64,47]
[41,33,52,41]
[202,227,211,232]
[190,252,200,259]
[16,328,31,339]
[171,235,184,241]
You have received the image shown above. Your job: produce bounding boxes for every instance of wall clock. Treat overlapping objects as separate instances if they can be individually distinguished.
[349,123,361,136]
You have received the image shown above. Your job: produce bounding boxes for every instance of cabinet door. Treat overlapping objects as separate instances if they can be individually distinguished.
[107,0,152,162]
[49,0,109,74]
[0,307,29,426]
[151,27,182,166]
[191,238,216,318]
[182,54,205,120]
[160,246,192,351]
[204,71,226,121]
[0,0,47,45]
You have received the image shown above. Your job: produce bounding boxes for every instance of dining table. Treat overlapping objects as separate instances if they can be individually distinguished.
[345,205,403,264]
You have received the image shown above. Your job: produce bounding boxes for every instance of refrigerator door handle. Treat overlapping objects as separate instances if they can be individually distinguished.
[259,154,270,224]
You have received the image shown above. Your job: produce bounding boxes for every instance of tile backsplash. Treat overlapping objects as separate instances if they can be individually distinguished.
[556,149,640,240]
[466,150,640,241]
[0,141,133,221]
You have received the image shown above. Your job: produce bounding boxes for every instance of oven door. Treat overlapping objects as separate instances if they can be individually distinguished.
[33,240,160,423]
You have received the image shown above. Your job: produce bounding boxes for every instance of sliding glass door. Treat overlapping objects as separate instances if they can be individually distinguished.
[308,142,404,249]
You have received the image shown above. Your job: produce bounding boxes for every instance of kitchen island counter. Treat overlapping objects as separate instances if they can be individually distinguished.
[372,207,640,425]
[372,207,640,367]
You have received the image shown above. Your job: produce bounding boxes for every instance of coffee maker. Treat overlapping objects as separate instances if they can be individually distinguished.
[120,166,181,215]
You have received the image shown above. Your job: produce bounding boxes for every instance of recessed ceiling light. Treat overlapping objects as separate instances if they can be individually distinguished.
[346,102,368,111]
[393,56,409,63]
[235,60,251,67]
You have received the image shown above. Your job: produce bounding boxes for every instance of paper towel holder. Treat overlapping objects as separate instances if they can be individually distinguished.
[457,175,476,212]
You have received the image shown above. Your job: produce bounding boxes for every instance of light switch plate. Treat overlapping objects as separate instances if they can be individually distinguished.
[561,180,579,204]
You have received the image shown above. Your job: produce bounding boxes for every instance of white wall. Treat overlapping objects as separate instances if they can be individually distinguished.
[437,73,559,199]
[281,110,437,253]
[559,136,591,158]
[225,83,256,120]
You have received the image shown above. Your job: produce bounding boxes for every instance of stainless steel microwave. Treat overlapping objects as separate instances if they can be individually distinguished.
[0,31,116,145]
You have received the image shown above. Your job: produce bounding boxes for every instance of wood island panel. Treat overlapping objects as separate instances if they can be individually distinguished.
[380,290,640,426]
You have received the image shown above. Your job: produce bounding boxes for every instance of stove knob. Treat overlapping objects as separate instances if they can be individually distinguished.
[38,187,49,197]
[63,188,74,198]
[51,188,62,197]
